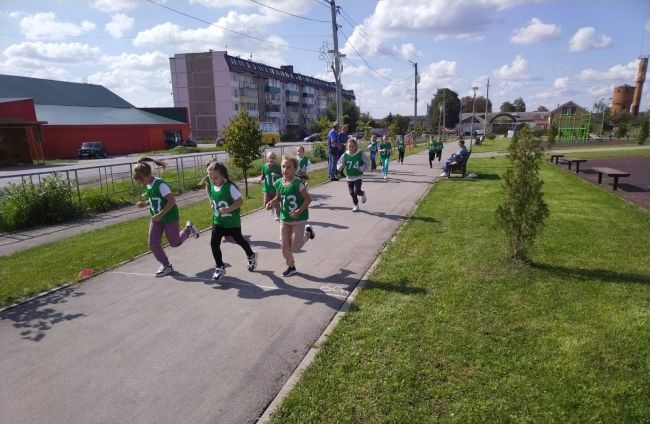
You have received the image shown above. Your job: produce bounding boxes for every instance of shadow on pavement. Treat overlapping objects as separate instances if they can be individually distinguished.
[1,286,86,342]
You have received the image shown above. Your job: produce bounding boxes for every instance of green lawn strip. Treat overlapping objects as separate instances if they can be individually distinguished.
[469,137,510,153]
[270,157,650,423]
[562,149,650,159]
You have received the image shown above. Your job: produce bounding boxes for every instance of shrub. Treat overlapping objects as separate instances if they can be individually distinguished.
[547,124,557,147]
[0,173,83,231]
[637,114,648,145]
[80,192,130,213]
[495,127,549,261]
[486,133,496,140]
[310,142,327,161]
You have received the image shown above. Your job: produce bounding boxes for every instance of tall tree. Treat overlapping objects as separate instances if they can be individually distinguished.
[326,98,360,132]
[500,101,516,112]
[536,105,549,112]
[460,96,492,114]
[513,97,526,112]
[393,114,411,135]
[428,88,461,130]
[221,108,263,197]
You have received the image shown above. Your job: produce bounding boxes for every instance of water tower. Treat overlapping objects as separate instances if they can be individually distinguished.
[630,56,648,117]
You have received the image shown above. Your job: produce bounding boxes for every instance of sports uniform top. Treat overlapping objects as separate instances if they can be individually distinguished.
[261,163,281,193]
[337,150,368,182]
[209,180,242,228]
[145,177,179,224]
[273,178,309,222]
[379,142,392,159]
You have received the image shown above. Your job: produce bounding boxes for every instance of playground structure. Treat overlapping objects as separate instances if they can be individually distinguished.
[554,112,592,142]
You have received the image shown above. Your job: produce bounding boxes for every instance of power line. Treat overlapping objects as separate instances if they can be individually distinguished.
[338,26,392,82]
[248,0,329,23]
[144,0,320,53]
[311,0,330,9]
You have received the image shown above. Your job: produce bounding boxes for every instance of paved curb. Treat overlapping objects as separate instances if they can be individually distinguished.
[256,169,437,423]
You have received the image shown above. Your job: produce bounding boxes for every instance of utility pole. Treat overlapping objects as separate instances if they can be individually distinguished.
[442,88,446,140]
[410,61,419,132]
[483,78,490,137]
[328,0,344,125]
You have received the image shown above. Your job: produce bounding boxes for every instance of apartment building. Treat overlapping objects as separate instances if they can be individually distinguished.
[170,51,355,139]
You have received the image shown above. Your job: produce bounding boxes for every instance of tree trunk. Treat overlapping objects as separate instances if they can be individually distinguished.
[243,168,249,198]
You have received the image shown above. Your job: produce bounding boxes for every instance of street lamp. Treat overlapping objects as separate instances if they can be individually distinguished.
[469,86,478,150]
[439,103,444,139]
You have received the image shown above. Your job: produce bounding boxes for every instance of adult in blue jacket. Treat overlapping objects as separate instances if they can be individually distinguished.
[327,122,341,181]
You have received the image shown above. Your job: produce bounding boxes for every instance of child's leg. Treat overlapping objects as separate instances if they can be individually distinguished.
[354,179,364,196]
[347,180,358,205]
[210,224,226,267]
[383,157,390,176]
[428,151,434,166]
[280,222,295,267]
[227,227,254,258]
[289,221,310,252]
[149,220,170,266]
[264,192,279,218]
[164,220,190,247]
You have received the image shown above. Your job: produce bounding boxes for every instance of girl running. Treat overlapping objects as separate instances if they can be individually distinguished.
[367,135,378,171]
[296,145,312,188]
[259,151,281,221]
[379,136,393,181]
[133,157,199,277]
[337,138,368,212]
[206,161,257,281]
[397,135,406,164]
[265,156,315,277]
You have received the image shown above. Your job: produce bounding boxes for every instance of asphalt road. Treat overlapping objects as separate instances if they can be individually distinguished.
[0,149,445,424]
[0,141,314,188]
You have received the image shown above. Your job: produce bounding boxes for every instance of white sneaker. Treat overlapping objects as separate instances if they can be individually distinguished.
[361,192,367,203]
[439,172,448,177]
[186,221,200,238]
[352,205,359,212]
[247,251,258,272]
[155,265,173,277]
[212,266,226,280]
[305,224,315,239]
[383,175,387,181]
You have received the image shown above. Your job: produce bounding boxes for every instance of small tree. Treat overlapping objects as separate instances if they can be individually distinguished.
[615,123,628,139]
[387,121,399,137]
[547,124,557,148]
[496,126,549,261]
[222,108,263,197]
[637,113,649,145]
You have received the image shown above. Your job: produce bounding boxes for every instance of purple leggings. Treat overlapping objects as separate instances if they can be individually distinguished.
[149,220,191,267]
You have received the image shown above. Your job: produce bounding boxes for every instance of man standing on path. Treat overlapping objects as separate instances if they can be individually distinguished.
[327,122,341,181]
[337,124,349,178]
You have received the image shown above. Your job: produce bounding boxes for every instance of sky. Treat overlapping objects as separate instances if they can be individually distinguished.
[1,0,649,118]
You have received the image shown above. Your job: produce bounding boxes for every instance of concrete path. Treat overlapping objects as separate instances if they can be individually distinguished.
[0,148,448,424]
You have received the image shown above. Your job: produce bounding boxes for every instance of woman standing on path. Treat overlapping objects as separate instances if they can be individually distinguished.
[266,156,315,277]
[133,157,199,277]
[379,136,393,181]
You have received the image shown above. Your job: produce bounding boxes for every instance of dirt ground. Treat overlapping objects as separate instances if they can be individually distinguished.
[557,156,650,211]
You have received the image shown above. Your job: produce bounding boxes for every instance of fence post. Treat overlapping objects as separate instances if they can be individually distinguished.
[74,170,81,203]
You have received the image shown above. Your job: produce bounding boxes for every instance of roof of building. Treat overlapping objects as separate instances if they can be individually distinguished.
[34,105,186,126]
[0,74,134,108]
[461,111,549,122]
[548,101,587,115]
[222,54,356,99]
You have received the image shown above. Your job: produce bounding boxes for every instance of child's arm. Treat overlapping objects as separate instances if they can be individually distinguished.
[336,153,345,172]
[265,193,280,209]
[219,197,243,214]
[360,152,369,172]
[152,193,175,222]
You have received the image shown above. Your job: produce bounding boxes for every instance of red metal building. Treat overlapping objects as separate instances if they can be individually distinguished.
[0,75,190,164]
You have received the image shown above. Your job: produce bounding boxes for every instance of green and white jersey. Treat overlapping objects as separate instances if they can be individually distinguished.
[261,163,281,193]
[368,141,378,153]
[398,138,406,152]
[379,142,392,159]
[428,140,435,152]
[145,177,179,224]
[297,156,311,177]
[274,178,309,222]
[338,150,366,181]
[434,140,444,151]
[209,180,242,228]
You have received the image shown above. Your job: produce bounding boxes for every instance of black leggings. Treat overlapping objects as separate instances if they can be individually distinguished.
[347,179,364,205]
[210,225,254,267]
[428,150,442,166]
[398,150,405,163]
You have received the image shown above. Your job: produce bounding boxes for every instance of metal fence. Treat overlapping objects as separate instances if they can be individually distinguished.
[0,143,316,204]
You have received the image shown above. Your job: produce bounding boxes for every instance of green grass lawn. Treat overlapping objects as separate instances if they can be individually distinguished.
[270,157,650,423]
[562,149,650,159]
[469,137,511,153]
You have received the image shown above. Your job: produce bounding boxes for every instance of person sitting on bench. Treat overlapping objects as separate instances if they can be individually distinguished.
[440,139,468,177]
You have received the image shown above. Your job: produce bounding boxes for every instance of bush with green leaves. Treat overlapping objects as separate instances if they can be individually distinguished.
[486,133,496,140]
[496,126,549,261]
[309,142,327,161]
[637,114,648,145]
[0,173,84,231]
[547,124,557,147]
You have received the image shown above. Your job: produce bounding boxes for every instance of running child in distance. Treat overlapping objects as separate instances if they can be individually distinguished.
[265,156,315,277]
[428,136,443,168]
[397,135,406,164]
[367,135,378,171]
[206,161,257,281]
[259,151,281,221]
[337,138,368,212]
[296,145,312,188]
[133,157,199,277]
[379,136,393,181]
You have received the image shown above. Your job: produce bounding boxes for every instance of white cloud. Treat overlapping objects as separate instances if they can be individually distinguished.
[3,41,101,63]
[102,51,168,69]
[569,27,613,52]
[553,77,568,90]
[493,55,530,80]
[399,43,420,59]
[0,56,72,81]
[105,13,134,38]
[376,67,392,78]
[189,0,311,14]
[577,60,637,81]
[510,17,561,44]
[90,0,139,13]
[19,12,95,40]
[418,60,457,90]
[342,64,368,77]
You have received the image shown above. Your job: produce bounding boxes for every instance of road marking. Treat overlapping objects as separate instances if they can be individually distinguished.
[108,271,350,299]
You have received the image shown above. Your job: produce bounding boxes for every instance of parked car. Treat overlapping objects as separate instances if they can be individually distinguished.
[216,136,225,146]
[164,139,178,149]
[78,141,107,159]
[303,133,320,142]
[178,139,197,147]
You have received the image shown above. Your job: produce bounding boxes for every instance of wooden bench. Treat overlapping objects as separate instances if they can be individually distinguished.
[564,158,588,173]
[590,167,631,191]
[448,151,471,178]
[549,154,564,164]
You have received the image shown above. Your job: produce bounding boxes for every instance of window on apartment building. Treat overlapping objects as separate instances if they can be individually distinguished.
[234,104,239,111]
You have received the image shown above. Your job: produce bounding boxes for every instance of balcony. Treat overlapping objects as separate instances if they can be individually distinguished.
[285,89,299,96]
[265,104,281,112]
[301,92,315,98]
[264,85,281,93]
